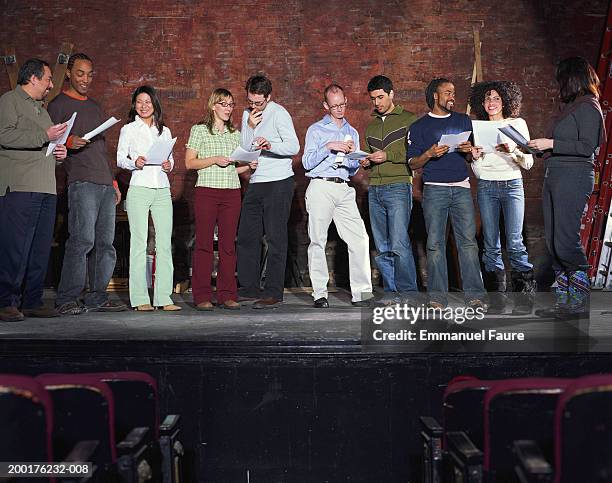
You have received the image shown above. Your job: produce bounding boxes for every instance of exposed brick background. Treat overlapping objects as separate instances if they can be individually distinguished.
[1,0,608,285]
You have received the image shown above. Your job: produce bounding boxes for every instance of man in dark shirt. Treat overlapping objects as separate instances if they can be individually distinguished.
[407,78,486,310]
[0,59,68,322]
[48,53,126,315]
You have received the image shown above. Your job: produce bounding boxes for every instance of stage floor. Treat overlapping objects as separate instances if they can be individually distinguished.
[1,288,611,353]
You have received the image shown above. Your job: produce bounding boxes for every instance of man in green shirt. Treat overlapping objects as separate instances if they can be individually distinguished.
[0,58,68,321]
[364,75,419,306]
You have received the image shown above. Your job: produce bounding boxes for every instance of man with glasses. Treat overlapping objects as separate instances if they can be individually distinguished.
[302,84,373,308]
[363,75,419,307]
[48,53,126,315]
[237,75,300,309]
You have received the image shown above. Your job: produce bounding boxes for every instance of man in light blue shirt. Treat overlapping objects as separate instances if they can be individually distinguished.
[236,75,300,309]
[302,84,373,308]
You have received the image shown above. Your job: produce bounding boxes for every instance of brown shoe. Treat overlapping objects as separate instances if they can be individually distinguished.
[0,306,24,322]
[220,300,240,310]
[162,304,182,311]
[134,304,155,311]
[195,301,214,311]
[252,297,282,309]
[22,306,59,318]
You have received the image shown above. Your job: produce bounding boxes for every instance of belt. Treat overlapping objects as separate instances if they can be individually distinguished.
[315,177,347,184]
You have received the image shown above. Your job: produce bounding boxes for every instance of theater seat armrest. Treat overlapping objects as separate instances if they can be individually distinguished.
[513,439,553,481]
[160,414,181,434]
[446,431,483,465]
[420,416,443,435]
[64,440,99,463]
[117,427,150,453]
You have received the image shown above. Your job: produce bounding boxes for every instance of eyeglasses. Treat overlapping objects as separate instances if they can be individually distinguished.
[246,98,267,107]
[216,101,235,108]
[328,102,347,111]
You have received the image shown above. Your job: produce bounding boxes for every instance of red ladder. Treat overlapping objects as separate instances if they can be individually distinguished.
[580,1,612,280]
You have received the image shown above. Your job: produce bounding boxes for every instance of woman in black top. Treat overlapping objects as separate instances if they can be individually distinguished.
[528,57,605,319]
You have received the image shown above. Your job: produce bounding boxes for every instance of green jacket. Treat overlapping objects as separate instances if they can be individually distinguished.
[365,105,417,186]
[0,86,54,195]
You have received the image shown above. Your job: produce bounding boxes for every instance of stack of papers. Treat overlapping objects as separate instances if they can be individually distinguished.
[230,145,261,164]
[145,137,177,165]
[438,131,471,153]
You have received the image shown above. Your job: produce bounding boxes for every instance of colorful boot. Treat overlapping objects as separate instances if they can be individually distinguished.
[555,270,590,320]
[535,270,568,318]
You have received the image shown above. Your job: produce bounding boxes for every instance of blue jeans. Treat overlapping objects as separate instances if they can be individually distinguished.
[422,184,485,305]
[368,183,418,294]
[477,179,532,272]
[0,191,56,309]
[56,181,117,306]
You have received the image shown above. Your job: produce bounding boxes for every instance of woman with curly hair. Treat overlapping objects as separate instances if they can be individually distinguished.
[528,57,605,320]
[469,81,535,314]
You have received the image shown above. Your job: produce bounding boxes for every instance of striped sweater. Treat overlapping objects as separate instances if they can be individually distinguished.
[365,105,416,186]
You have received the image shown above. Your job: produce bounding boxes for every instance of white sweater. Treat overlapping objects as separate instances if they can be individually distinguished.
[471,117,533,181]
[240,101,300,183]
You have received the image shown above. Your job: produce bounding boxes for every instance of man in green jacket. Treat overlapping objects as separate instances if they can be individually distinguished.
[0,58,68,321]
[364,75,418,306]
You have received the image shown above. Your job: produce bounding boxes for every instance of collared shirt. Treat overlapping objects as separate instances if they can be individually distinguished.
[0,86,54,195]
[302,114,361,180]
[117,116,174,189]
[186,124,241,189]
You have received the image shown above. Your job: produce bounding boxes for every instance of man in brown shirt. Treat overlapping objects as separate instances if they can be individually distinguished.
[0,58,68,322]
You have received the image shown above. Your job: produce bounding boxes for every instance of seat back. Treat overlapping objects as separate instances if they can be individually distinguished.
[554,374,612,483]
[36,374,117,468]
[484,378,570,481]
[86,371,160,441]
[443,377,495,450]
[0,375,53,464]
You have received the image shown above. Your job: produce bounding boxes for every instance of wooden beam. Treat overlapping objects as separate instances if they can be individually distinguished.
[45,41,73,107]
[3,46,18,90]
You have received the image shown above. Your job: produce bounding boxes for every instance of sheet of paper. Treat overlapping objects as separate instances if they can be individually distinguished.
[83,116,120,141]
[438,130,471,153]
[144,137,177,165]
[345,150,369,160]
[473,120,505,153]
[498,125,540,155]
[230,145,261,164]
[46,111,77,156]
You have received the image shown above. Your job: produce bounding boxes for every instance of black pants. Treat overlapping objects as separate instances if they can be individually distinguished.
[542,166,594,271]
[0,191,56,309]
[237,177,294,300]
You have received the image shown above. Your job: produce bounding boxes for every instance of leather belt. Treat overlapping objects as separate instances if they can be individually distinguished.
[315,177,347,184]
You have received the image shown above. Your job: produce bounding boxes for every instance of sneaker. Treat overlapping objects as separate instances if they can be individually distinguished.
[373,293,401,307]
[57,301,88,316]
[467,299,488,313]
[88,300,128,312]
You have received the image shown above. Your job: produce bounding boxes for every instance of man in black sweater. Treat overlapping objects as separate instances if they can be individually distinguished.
[48,53,126,315]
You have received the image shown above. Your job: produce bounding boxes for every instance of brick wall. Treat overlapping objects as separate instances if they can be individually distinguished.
[1,0,608,285]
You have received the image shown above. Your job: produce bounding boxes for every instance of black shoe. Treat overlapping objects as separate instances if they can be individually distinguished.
[314,297,329,308]
[351,299,371,308]
[88,300,128,312]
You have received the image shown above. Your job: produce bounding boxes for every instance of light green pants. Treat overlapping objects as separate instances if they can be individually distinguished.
[126,186,174,307]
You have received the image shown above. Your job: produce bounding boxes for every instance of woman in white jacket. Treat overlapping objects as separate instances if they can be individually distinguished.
[469,81,535,315]
[117,85,180,311]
